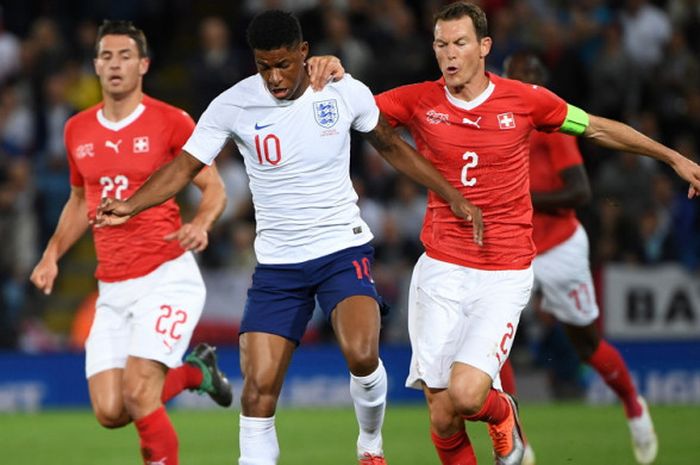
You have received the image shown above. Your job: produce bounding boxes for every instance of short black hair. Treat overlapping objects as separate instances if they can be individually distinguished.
[434,2,488,40]
[246,10,303,51]
[95,20,148,57]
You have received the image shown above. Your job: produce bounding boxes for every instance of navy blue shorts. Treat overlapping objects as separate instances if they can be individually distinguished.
[240,243,380,344]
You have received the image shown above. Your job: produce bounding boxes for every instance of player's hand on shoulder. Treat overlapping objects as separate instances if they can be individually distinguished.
[30,257,58,295]
[306,55,345,92]
[450,197,484,246]
[93,197,134,227]
[164,222,209,252]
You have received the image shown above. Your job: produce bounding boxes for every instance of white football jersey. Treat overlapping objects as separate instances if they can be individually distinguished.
[183,74,379,264]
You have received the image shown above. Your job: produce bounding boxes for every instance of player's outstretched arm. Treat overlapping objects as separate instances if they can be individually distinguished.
[30,186,89,295]
[583,114,700,198]
[365,115,484,246]
[164,162,227,252]
[95,151,205,227]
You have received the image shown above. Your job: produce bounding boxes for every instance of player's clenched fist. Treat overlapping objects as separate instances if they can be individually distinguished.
[164,223,209,252]
[94,197,134,227]
[30,257,59,295]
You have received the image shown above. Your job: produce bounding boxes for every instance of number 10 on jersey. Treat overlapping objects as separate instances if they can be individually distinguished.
[255,134,282,165]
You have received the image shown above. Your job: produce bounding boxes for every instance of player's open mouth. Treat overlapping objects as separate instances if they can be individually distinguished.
[108,76,123,84]
[270,87,288,98]
[445,66,459,75]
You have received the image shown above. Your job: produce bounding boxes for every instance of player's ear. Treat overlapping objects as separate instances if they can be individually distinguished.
[139,57,151,76]
[299,41,309,61]
[479,36,492,59]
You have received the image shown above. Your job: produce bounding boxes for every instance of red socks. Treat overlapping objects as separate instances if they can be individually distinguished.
[161,364,203,403]
[134,406,178,465]
[431,429,476,465]
[464,388,510,424]
[588,340,642,418]
[499,358,517,396]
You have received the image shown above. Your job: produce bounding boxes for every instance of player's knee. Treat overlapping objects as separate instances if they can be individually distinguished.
[449,385,486,417]
[429,410,461,436]
[121,377,160,415]
[345,350,378,377]
[240,379,279,416]
[94,406,130,429]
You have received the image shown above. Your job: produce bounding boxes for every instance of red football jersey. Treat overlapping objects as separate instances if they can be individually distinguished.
[376,73,567,270]
[65,95,195,282]
[529,131,582,254]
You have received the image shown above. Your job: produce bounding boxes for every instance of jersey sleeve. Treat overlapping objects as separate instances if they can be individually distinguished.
[182,96,237,165]
[523,84,568,133]
[547,132,584,172]
[341,75,380,133]
[63,118,83,187]
[375,84,421,127]
[168,109,196,160]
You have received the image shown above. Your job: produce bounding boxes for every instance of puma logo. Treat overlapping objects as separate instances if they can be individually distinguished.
[462,116,482,128]
[105,139,122,153]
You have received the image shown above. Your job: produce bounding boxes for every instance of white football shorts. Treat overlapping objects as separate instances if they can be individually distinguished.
[533,224,599,326]
[406,253,533,390]
[85,252,206,378]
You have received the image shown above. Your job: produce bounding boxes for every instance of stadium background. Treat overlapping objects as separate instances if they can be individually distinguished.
[0,0,698,463]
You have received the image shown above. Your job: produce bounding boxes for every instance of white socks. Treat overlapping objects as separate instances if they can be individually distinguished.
[349,359,388,456]
[239,415,279,465]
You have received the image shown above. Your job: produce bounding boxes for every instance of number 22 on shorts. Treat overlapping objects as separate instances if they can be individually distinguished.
[155,304,188,349]
[495,322,515,364]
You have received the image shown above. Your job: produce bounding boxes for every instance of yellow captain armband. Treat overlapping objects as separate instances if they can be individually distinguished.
[559,104,589,136]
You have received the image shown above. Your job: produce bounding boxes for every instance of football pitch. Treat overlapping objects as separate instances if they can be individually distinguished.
[3,403,699,464]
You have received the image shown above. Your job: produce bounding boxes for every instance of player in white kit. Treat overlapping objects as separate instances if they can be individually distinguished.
[94,10,482,465]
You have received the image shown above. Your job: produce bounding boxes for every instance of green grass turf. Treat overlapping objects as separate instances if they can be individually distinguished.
[1,403,699,464]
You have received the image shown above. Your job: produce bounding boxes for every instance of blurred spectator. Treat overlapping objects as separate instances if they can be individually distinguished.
[595,149,656,220]
[0,158,38,347]
[353,175,387,243]
[26,18,68,108]
[63,58,101,111]
[568,0,613,66]
[0,78,35,157]
[620,0,672,75]
[189,16,248,117]
[655,30,700,139]
[587,21,639,120]
[589,198,643,267]
[367,1,433,91]
[315,8,374,82]
[34,69,74,247]
[486,5,524,75]
[387,176,426,243]
[0,6,21,86]
[667,0,700,54]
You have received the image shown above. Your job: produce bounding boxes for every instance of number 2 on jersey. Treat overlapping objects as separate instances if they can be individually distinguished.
[461,151,479,187]
[255,134,282,165]
[100,175,129,199]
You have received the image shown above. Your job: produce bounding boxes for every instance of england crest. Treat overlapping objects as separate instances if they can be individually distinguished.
[313,99,339,128]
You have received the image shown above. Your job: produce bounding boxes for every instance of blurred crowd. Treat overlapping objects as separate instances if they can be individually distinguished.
[1,0,699,359]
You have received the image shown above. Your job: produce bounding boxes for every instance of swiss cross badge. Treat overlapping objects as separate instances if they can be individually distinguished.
[133,136,150,153]
[497,112,516,130]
